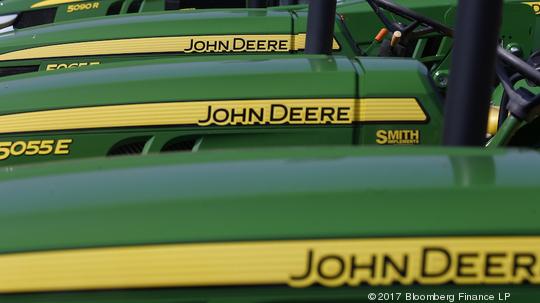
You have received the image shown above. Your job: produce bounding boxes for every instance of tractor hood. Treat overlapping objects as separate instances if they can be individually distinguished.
[0,146,540,300]
[0,9,293,56]
[0,54,445,165]
[0,7,328,77]
[0,0,534,81]
[1,146,540,254]
[0,0,250,31]
[0,55,358,114]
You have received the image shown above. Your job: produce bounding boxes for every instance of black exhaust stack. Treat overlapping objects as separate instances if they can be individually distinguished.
[305,0,337,55]
[443,0,503,146]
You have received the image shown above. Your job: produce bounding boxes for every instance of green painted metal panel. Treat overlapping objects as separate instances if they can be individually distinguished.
[0,147,538,254]
[0,55,370,165]
[0,147,539,301]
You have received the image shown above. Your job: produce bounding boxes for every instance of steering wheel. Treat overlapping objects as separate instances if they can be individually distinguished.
[367,0,540,137]
[366,0,454,41]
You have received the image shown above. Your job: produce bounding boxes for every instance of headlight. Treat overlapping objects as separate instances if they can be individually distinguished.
[0,13,17,30]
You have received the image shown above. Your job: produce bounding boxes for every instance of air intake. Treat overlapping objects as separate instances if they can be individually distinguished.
[0,66,39,78]
[107,1,124,15]
[14,8,56,29]
[127,0,144,13]
[108,137,151,156]
[161,138,197,152]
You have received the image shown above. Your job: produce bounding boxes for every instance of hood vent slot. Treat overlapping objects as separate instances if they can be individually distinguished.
[127,0,144,13]
[161,138,197,152]
[0,66,39,77]
[107,1,124,15]
[165,0,181,10]
[14,8,57,29]
[108,137,151,156]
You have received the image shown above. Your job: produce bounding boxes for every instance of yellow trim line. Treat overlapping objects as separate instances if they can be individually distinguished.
[0,99,426,134]
[0,237,539,293]
[0,34,340,62]
[31,0,82,8]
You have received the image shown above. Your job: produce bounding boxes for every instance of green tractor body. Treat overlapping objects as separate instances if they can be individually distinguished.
[0,0,537,87]
[0,0,247,30]
[1,147,540,302]
[0,54,442,165]
[1,1,540,302]
[0,0,538,165]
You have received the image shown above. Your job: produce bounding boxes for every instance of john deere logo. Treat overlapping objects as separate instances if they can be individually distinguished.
[185,37,290,53]
[0,237,538,293]
[198,104,352,126]
[289,248,540,287]
[523,2,540,14]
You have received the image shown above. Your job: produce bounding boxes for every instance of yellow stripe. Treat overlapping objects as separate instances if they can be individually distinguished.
[292,34,341,51]
[360,98,427,122]
[0,34,340,62]
[0,98,426,134]
[31,0,83,8]
[0,236,539,293]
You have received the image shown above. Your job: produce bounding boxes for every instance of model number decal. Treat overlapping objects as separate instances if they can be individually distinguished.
[67,2,100,13]
[0,139,72,161]
[46,62,100,71]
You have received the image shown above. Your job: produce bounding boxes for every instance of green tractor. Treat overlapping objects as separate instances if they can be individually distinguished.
[0,0,537,88]
[0,0,537,143]
[1,1,540,302]
[0,0,538,166]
